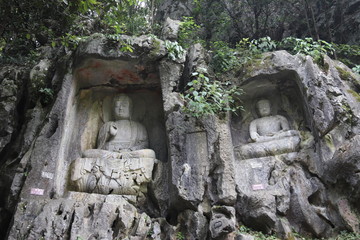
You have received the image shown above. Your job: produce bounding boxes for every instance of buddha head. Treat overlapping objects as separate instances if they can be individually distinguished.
[256,99,271,117]
[113,94,133,120]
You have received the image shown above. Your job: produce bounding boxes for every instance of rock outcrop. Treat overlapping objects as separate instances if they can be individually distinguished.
[1,33,360,240]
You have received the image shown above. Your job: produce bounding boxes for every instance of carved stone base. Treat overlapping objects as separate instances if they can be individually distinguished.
[70,157,155,195]
[235,135,300,160]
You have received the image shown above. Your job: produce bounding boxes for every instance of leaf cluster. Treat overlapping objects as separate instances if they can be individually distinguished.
[352,65,360,75]
[238,225,280,240]
[178,17,202,49]
[182,68,243,118]
[0,0,158,59]
[210,36,353,74]
[280,37,334,66]
[211,41,239,73]
[165,41,186,61]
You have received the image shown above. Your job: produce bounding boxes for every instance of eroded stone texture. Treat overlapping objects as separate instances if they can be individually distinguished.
[161,17,181,41]
[8,193,151,240]
[232,50,360,237]
[209,206,236,239]
[70,94,157,196]
[5,34,360,240]
[177,209,208,240]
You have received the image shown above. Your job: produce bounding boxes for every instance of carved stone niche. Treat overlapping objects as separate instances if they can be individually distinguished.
[231,74,313,193]
[60,58,167,197]
[231,74,312,231]
[232,74,308,161]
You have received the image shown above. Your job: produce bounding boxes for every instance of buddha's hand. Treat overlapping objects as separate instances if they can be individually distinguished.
[120,152,132,159]
[252,132,260,142]
[109,123,118,136]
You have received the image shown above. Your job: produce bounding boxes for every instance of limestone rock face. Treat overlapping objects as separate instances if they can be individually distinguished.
[231,50,360,237]
[0,67,25,154]
[161,17,181,41]
[9,193,151,240]
[2,35,360,240]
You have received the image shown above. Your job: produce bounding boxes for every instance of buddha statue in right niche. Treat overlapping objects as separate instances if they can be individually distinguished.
[236,99,300,160]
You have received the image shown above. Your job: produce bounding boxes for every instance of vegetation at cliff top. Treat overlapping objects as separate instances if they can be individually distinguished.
[238,225,360,240]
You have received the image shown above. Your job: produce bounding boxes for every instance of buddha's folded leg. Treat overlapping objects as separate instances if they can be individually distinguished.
[126,149,156,159]
[82,149,121,158]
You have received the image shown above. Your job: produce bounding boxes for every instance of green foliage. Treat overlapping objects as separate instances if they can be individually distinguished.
[59,34,88,49]
[102,0,151,36]
[238,225,280,240]
[39,88,54,105]
[0,0,159,59]
[182,68,243,118]
[330,231,360,240]
[336,66,354,81]
[211,41,238,73]
[165,41,186,61]
[105,34,134,52]
[238,226,360,240]
[334,44,360,68]
[280,37,334,66]
[176,231,185,240]
[179,17,201,48]
[250,36,277,53]
[352,65,360,75]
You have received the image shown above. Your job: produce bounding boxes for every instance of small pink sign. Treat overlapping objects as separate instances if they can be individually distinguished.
[30,188,44,196]
[252,184,265,191]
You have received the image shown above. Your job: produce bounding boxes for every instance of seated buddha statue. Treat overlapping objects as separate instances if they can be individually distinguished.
[236,99,300,160]
[70,94,156,195]
[82,94,155,159]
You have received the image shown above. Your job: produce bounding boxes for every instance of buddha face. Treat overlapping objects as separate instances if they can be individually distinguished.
[256,99,271,117]
[113,94,132,120]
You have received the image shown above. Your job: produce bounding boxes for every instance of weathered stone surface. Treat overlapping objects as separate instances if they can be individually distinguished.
[155,0,194,21]
[232,50,360,237]
[236,233,255,240]
[161,17,181,41]
[325,135,360,199]
[177,209,208,240]
[4,35,360,240]
[0,67,25,154]
[209,206,236,239]
[8,193,151,240]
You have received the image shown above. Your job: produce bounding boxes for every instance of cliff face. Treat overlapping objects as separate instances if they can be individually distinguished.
[156,0,360,44]
[0,31,359,239]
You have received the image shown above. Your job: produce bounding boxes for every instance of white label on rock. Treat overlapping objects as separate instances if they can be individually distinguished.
[250,162,262,169]
[252,184,265,191]
[41,171,54,179]
[30,188,44,195]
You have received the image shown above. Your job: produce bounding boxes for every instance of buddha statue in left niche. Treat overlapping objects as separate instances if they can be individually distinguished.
[70,94,156,195]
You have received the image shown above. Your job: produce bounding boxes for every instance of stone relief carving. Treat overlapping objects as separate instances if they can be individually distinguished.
[70,94,156,195]
[209,206,236,239]
[236,99,300,160]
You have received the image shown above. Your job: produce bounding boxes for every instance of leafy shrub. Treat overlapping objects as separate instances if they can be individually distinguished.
[106,34,134,52]
[211,41,238,73]
[238,225,280,240]
[176,231,185,240]
[182,68,243,118]
[39,87,54,105]
[280,37,334,66]
[165,40,186,61]
[250,36,277,53]
[352,65,360,75]
[178,17,201,48]
[331,231,360,240]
